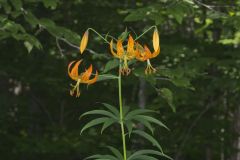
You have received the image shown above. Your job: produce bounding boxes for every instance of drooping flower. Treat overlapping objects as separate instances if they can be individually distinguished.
[68,60,98,97]
[135,28,160,74]
[153,28,159,52]
[110,35,136,75]
[80,30,89,54]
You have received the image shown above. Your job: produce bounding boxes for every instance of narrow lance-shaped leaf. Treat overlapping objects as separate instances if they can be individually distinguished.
[85,154,118,160]
[101,119,117,134]
[107,146,124,160]
[125,120,134,137]
[102,103,120,118]
[81,117,110,134]
[132,130,163,152]
[132,117,154,134]
[125,109,156,120]
[131,155,158,160]
[135,115,169,130]
[127,149,172,160]
[80,109,117,120]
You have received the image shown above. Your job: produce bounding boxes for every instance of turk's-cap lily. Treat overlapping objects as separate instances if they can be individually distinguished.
[68,60,98,97]
[80,30,89,54]
[135,28,160,74]
[110,35,136,75]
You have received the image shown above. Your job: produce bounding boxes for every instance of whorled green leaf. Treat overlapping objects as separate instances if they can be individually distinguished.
[85,154,118,160]
[125,120,134,137]
[135,115,169,130]
[132,130,163,152]
[125,109,156,121]
[80,117,111,134]
[106,146,124,160]
[127,149,172,160]
[101,119,117,134]
[130,155,158,160]
[131,117,154,134]
[80,109,118,120]
[122,106,130,117]
[102,103,120,118]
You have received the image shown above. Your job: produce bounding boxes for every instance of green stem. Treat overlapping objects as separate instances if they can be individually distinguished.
[118,62,127,160]
[88,28,110,44]
[134,25,156,41]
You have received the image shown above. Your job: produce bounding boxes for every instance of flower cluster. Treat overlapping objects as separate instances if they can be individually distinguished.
[68,28,161,96]
[110,28,160,75]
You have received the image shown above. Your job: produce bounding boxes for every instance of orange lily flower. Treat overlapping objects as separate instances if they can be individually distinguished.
[68,60,98,97]
[110,35,136,75]
[135,28,160,74]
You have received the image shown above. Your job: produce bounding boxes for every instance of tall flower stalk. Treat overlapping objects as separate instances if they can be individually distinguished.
[118,61,127,160]
[67,26,172,160]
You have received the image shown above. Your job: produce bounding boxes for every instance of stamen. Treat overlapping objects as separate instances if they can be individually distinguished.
[69,79,81,97]
[145,59,156,74]
[121,57,131,75]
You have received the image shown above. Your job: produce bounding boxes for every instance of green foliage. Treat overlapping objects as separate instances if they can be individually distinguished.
[159,88,175,112]
[80,103,121,134]
[103,59,119,73]
[132,130,163,152]
[1,0,240,160]
[127,149,172,160]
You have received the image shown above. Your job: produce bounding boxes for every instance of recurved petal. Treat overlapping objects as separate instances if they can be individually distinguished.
[68,60,82,80]
[136,42,144,52]
[144,45,152,57]
[127,35,134,53]
[80,30,89,54]
[153,28,159,52]
[81,65,93,81]
[110,40,119,58]
[117,39,124,57]
[84,70,98,85]
[151,46,160,58]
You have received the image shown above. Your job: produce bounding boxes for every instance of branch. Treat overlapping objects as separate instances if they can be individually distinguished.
[56,38,65,57]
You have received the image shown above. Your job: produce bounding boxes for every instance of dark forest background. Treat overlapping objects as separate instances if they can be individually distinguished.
[1,0,240,160]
